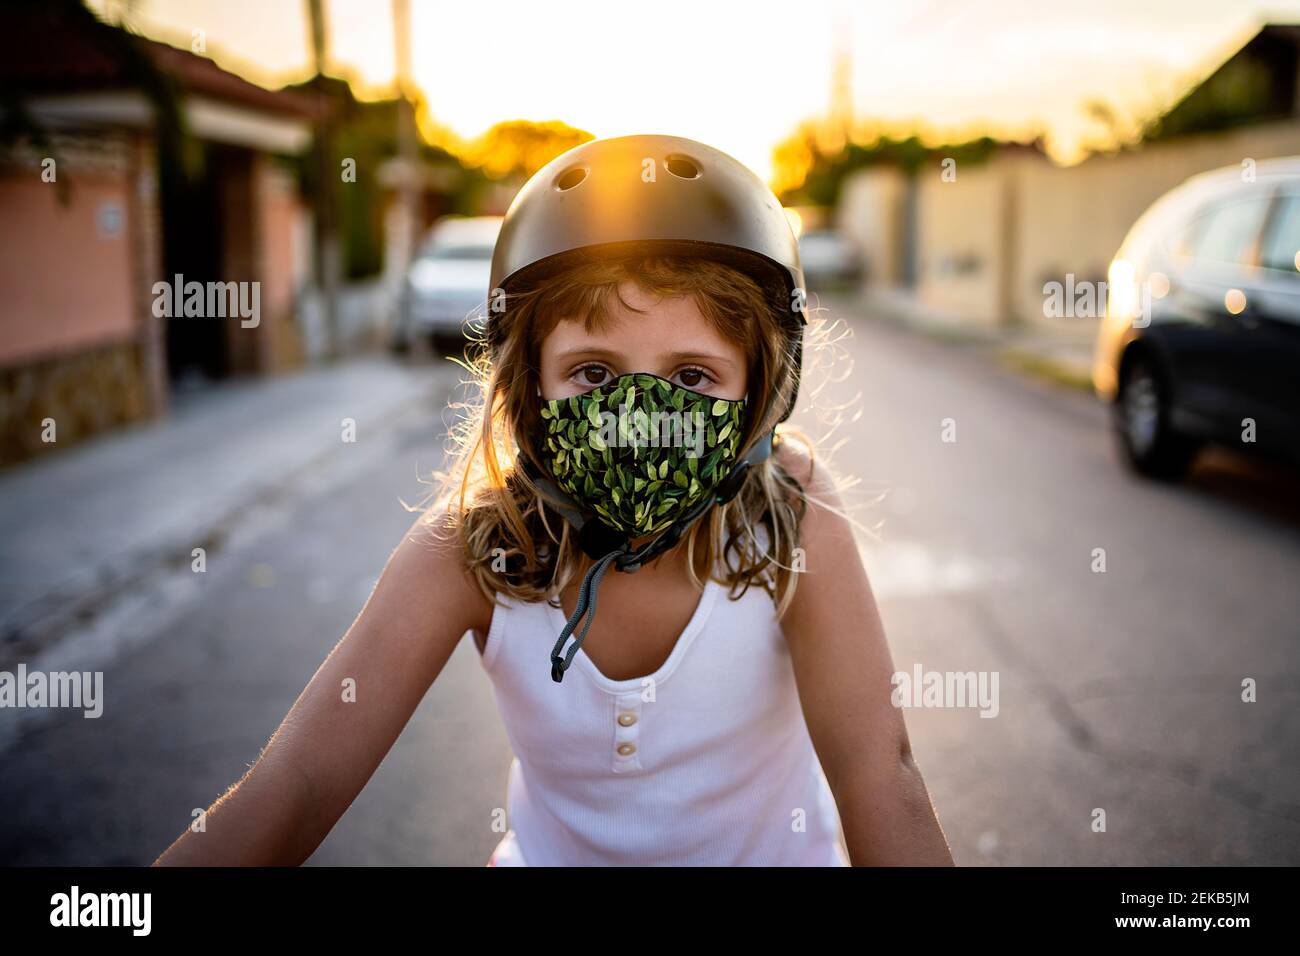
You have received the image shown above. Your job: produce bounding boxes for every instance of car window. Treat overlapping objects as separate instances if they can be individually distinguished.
[426,244,495,261]
[1260,194,1300,274]
[1185,195,1272,265]
[1164,216,1202,260]
[799,234,839,250]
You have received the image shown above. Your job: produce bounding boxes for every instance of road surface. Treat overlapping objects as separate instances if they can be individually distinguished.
[1,301,1297,865]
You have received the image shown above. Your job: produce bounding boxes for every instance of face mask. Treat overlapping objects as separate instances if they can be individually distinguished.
[535,371,748,536]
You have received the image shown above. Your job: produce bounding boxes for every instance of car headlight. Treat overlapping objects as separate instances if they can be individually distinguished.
[1107,258,1139,322]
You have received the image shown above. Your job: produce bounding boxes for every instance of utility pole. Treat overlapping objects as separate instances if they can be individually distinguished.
[392,0,420,282]
[307,0,341,360]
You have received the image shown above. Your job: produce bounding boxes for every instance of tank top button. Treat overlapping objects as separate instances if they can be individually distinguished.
[616,743,637,757]
[617,712,637,727]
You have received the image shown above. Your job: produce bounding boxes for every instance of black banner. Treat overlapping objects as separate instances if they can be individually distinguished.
[0,866,1275,941]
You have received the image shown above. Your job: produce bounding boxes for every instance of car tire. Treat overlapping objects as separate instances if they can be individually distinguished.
[1115,353,1200,481]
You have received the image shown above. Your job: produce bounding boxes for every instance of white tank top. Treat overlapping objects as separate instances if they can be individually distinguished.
[477,532,849,866]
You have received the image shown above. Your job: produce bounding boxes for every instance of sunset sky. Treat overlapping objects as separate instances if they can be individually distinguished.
[90,0,1300,182]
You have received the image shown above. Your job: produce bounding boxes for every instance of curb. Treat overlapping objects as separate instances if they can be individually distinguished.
[849,293,1098,395]
[0,372,442,671]
[995,346,1096,393]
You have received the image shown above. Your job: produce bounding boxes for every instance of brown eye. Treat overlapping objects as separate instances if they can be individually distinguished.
[580,365,607,386]
[677,367,708,389]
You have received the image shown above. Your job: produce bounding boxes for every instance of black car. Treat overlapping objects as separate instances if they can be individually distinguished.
[1094,158,1300,479]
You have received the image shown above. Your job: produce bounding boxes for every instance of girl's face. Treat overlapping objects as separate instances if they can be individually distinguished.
[538,281,748,402]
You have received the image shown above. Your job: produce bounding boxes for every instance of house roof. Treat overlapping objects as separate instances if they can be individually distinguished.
[0,1,321,121]
[1147,21,1300,139]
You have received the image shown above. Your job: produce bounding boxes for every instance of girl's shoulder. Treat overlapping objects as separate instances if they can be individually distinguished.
[772,432,836,502]
[404,506,496,636]
[769,431,856,571]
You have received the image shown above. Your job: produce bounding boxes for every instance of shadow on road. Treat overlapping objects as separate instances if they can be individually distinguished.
[1182,448,1300,532]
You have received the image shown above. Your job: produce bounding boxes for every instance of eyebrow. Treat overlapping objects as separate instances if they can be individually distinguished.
[554,347,738,369]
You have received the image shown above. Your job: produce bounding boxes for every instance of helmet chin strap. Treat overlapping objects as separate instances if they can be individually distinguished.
[527,430,775,683]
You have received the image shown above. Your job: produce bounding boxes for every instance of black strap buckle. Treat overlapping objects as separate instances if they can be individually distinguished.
[576,517,630,561]
[713,459,753,504]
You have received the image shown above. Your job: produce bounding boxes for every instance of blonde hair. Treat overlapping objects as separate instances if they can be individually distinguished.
[424,253,832,618]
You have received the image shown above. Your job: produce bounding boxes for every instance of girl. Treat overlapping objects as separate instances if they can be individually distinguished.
[154,134,952,867]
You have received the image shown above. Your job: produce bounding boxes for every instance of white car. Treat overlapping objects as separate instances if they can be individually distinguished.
[797,229,864,287]
[394,216,503,350]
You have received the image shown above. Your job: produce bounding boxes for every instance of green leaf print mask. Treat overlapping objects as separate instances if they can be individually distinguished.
[536,372,748,537]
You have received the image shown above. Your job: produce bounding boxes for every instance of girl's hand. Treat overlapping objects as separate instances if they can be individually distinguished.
[776,439,955,866]
[154,511,490,866]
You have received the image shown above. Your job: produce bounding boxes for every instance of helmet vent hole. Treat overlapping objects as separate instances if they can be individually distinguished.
[554,166,588,191]
[664,154,701,180]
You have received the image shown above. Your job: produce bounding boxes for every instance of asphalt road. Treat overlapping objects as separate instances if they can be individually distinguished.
[2,302,1297,865]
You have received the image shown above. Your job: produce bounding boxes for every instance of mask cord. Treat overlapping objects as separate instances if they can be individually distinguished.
[547,489,723,683]
[549,547,624,682]
[542,428,776,684]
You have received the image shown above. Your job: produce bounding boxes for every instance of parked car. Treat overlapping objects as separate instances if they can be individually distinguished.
[1094,157,1300,479]
[797,228,864,287]
[393,215,503,352]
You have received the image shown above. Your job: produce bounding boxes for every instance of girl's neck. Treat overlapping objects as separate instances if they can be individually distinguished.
[573,534,697,581]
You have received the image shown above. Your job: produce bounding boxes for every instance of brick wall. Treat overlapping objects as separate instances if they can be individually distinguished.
[0,130,163,467]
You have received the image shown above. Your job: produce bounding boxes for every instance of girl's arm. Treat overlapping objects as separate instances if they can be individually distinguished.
[776,441,954,866]
[154,511,490,866]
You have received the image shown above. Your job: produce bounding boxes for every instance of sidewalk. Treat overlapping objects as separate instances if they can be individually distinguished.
[0,357,439,664]
[851,286,1099,391]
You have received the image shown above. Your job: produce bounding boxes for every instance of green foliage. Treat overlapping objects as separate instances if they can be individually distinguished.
[780,134,1002,206]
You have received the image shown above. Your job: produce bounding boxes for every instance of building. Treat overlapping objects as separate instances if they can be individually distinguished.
[0,2,317,466]
[840,21,1300,331]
